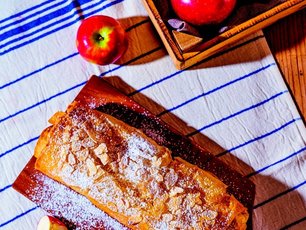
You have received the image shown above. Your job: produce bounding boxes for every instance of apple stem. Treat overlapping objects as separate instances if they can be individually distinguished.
[98,35,104,41]
[94,33,104,42]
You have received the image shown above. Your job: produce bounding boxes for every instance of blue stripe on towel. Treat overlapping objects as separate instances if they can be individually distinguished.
[0,17,150,91]
[253,179,306,209]
[0,0,124,56]
[0,52,79,90]
[128,69,185,97]
[0,206,38,228]
[0,82,86,124]
[215,118,301,157]
[0,0,93,41]
[0,136,39,159]
[0,184,12,193]
[186,91,288,137]
[247,146,306,177]
[129,63,275,97]
[0,34,263,96]
[0,0,68,32]
[159,64,278,117]
[0,0,54,25]
[0,62,275,128]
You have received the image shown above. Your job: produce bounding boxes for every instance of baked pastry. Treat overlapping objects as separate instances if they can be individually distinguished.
[34,102,249,229]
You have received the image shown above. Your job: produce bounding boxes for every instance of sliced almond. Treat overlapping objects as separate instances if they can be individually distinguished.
[93,166,105,181]
[186,193,196,208]
[169,186,184,197]
[123,199,130,208]
[62,164,74,175]
[94,143,109,165]
[86,158,97,177]
[99,153,110,165]
[156,173,163,182]
[162,213,173,222]
[68,153,76,165]
[94,143,108,155]
[76,149,89,162]
[61,130,70,143]
[168,196,182,213]
[48,111,65,125]
[128,215,142,225]
[203,209,218,220]
[116,198,125,211]
[109,161,118,173]
[152,156,162,167]
[169,220,177,229]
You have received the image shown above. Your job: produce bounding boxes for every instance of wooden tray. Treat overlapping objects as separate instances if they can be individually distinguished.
[142,0,306,69]
[13,76,255,229]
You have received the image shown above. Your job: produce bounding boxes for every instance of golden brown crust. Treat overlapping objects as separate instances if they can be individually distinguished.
[34,111,66,158]
[35,103,248,229]
[34,126,52,158]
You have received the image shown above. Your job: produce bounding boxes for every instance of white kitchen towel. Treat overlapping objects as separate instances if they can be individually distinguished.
[0,0,305,229]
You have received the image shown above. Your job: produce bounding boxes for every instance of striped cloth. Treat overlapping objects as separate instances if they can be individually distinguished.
[0,0,305,229]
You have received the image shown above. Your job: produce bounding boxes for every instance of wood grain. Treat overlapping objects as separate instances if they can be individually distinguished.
[264,8,306,120]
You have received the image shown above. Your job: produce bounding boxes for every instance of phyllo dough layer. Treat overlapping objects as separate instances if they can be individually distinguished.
[35,103,248,229]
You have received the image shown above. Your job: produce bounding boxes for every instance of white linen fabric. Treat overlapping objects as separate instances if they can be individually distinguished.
[0,1,305,229]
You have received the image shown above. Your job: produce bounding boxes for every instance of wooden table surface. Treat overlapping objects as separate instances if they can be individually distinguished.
[264,8,306,121]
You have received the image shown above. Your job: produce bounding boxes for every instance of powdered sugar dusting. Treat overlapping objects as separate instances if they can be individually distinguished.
[28,173,127,230]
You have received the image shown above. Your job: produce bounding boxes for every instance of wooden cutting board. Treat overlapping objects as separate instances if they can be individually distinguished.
[13,76,255,229]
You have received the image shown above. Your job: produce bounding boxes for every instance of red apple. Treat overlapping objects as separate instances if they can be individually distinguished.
[170,0,237,26]
[76,15,128,65]
[37,216,67,230]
